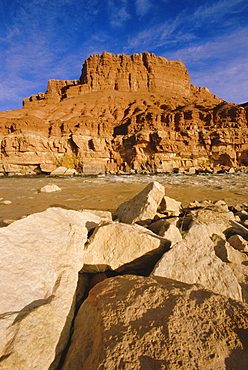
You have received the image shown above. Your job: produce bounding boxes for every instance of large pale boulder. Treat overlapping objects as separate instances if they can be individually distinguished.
[190,207,236,238]
[152,224,243,301]
[82,221,170,274]
[115,181,165,224]
[62,275,248,370]
[0,207,101,370]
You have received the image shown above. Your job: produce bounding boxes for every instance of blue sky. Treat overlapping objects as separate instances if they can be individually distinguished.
[0,0,247,112]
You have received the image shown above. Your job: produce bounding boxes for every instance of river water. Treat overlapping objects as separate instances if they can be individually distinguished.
[0,173,247,225]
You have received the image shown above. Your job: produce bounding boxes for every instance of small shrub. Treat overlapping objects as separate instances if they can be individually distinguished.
[56,153,78,169]
[180,229,188,239]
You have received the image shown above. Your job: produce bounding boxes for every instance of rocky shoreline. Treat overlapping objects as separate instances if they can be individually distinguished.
[0,163,248,180]
[0,181,248,369]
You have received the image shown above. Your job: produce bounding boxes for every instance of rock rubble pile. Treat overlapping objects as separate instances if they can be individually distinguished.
[0,181,248,369]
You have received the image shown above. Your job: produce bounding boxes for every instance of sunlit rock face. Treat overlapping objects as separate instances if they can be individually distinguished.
[62,275,248,370]
[0,52,247,175]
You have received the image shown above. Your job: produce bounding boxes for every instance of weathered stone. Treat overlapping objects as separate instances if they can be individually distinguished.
[188,199,230,213]
[148,217,179,234]
[190,207,235,238]
[158,195,182,216]
[64,168,76,176]
[229,220,248,240]
[158,223,182,244]
[213,235,248,265]
[76,210,103,232]
[81,221,170,274]
[40,163,57,173]
[0,199,12,205]
[62,275,248,370]
[50,166,69,176]
[0,207,92,369]
[115,181,165,224]
[228,234,248,251]
[152,224,243,301]
[229,263,248,303]
[148,218,182,245]
[39,183,62,193]
[80,209,112,221]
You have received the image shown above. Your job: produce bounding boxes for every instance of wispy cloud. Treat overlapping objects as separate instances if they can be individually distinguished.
[107,0,131,27]
[191,58,248,103]
[163,26,248,66]
[192,0,247,24]
[162,27,248,103]
[135,0,152,17]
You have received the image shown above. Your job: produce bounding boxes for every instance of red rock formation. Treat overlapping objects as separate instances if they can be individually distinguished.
[0,52,247,175]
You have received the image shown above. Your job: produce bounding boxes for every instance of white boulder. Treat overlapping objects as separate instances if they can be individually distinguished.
[115,181,165,224]
[62,275,248,370]
[39,184,62,193]
[82,221,170,273]
[152,224,243,302]
[0,207,97,370]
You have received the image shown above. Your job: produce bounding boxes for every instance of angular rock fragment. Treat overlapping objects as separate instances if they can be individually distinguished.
[115,181,165,224]
[229,220,248,240]
[228,234,248,252]
[214,236,248,264]
[152,224,243,301]
[148,218,182,245]
[149,216,181,238]
[158,223,182,245]
[82,221,170,274]
[62,275,248,370]
[189,207,235,237]
[148,216,179,234]
[158,195,182,216]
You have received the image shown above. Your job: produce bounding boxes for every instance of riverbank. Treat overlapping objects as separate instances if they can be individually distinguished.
[0,173,247,225]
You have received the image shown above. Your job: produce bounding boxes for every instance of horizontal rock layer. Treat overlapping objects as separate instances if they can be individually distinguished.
[0,52,247,175]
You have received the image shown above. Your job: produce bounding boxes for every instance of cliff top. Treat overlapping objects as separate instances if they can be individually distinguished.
[21,52,222,109]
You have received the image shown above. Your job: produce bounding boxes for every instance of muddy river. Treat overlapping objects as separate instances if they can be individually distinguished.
[0,173,247,225]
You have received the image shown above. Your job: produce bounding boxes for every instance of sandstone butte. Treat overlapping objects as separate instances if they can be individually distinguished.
[0,51,247,176]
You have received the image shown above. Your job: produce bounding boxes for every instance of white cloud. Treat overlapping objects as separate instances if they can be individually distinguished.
[161,27,248,103]
[163,26,248,65]
[135,0,152,17]
[190,58,248,104]
[192,0,247,23]
[108,0,131,27]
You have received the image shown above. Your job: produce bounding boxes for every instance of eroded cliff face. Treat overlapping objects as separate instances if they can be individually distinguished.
[0,52,247,176]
